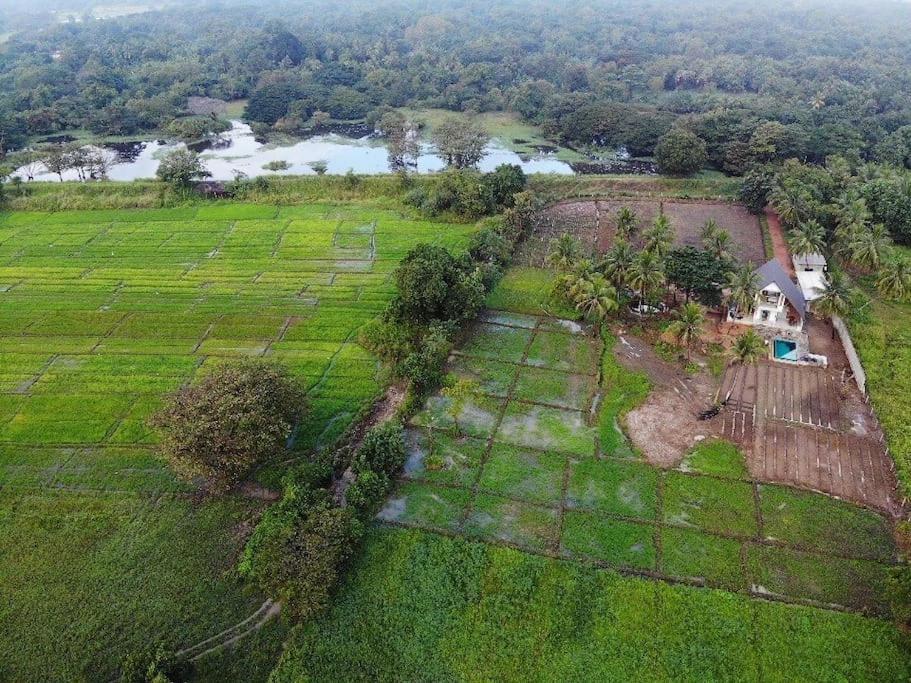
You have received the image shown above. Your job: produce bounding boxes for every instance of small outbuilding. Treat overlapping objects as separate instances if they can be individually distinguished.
[792,252,828,304]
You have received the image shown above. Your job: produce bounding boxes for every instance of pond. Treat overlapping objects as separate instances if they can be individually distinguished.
[16,120,574,182]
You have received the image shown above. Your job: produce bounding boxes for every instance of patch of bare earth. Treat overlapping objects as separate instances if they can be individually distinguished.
[523,199,764,267]
[716,344,901,515]
[613,331,719,467]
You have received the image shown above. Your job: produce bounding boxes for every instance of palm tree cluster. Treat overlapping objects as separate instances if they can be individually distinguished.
[772,186,911,302]
[547,209,748,359]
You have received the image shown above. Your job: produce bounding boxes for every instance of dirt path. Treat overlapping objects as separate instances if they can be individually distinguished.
[764,208,794,275]
[175,599,281,663]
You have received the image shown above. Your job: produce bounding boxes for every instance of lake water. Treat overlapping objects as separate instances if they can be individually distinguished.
[17,120,574,182]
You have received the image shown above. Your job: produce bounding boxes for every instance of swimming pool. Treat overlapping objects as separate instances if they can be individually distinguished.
[773,338,798,361]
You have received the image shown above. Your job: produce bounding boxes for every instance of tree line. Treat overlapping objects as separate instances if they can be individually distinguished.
[2,0,911,177]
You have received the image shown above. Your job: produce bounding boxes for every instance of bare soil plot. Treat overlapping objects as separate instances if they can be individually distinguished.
[613,332,719,467]
[661,202,765,265]
[518,199,764,266]
[717,361,900,514]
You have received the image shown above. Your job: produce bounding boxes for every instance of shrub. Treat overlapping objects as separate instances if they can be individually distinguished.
[345,469,391,513]
[155,148,210,189]
[151,360,306,493]
[887,564,911,627]
[468,224,512,267]
[389,244,486,325]
[482,163,526,208]
[119,643,190,683]
[400,324,454,395]
[239,490,363,620]
[354,422,406,477]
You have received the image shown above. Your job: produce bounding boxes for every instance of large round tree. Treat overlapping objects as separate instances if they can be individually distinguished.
[655,129,708,176]
[152,360,306,493]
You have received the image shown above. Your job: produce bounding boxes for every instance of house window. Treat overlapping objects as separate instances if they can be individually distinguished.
[761,310,770,321]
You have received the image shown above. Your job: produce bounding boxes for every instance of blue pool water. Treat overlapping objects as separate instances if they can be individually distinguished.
[774,338,798,361]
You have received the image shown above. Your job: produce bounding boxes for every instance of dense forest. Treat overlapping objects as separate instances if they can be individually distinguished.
[2,0,911,174]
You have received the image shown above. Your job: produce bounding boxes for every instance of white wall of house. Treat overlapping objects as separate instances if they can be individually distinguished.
[728,282,804,331]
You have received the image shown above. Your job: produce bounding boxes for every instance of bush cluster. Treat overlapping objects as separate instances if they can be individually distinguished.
[405,165,526,219]
[238,422,406,620]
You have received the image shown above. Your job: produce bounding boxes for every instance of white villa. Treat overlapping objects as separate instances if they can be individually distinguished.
[728,260,807,332]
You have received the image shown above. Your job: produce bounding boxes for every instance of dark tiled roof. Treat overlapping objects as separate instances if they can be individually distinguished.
[755,260,806,317]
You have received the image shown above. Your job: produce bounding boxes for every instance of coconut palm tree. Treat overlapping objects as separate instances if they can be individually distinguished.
[615,207,638,240]
[700,219,720,242]
[573,274,619,331]
[769,185,811,228]
[546,233,582,272]
[666,301,705,362]
[553,258,595,300]
[834,195,870,233]
[705,229,733,262]
[849,224,892,270]
[731,329,766,365]
[644,213,673,258]
[787,220,826,258]
[599,239,635,290]
[876,255,911,301]
[628,249,666,306]
[814,269,854,337]
[725,263,760,319]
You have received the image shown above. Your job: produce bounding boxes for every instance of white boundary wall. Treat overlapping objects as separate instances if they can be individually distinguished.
[832,315,866,395]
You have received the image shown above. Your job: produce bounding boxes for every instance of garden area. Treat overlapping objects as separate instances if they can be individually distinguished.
[379,312,897,613]
[0,202,474,680]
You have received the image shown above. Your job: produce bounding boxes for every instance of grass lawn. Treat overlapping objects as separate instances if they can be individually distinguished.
[270,527,911,681]
[0,202,473,680]
[850,269,911,497]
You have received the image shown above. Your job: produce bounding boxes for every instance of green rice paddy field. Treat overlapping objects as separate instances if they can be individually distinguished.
[272,274,911,681]
[0,203,473,680]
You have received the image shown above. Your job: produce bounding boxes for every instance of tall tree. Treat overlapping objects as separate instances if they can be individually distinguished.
[546,233,583,272]
[876,256,911,301]
[600,239,635,290]
[666,302,705,361]
[813,269,854,336]
[788,220,826,257]
[849,224,892,270]
[731,329,766,365]
[573,274,619,332]
[654,129,707,176]
[643,213,674,258]
[628,249,666,305]
[725,263,760,318]
[431,117,489,169]
[615,207,638,240]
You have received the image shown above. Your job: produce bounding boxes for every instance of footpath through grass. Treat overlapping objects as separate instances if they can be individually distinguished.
[0,202,472,680]
[271,265,910,679]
